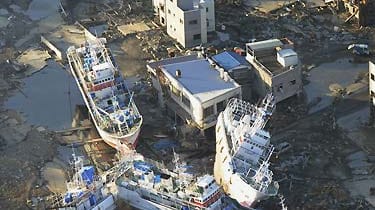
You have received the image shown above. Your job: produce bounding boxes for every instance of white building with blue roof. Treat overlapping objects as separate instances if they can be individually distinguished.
[147,54,241,131]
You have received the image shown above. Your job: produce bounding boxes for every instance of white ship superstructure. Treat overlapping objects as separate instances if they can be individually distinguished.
[214,94,279,208]
[53,154,115,210]
[67,37,142,153]
[116,152,224,210]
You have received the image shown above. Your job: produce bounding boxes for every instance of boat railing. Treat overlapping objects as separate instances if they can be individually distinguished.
[241,175,278,195]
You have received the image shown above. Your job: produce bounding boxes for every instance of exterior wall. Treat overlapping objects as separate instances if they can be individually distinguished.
[183,10,205,47]
[153,0,166,25]
[200,89,242,129]
[249,60,301,103]
[271,66,302,102]
[370,61,375,106]
[167,73,241,130]
[251,63,273,99]
[165,0,188,47]
[203,0,215,32]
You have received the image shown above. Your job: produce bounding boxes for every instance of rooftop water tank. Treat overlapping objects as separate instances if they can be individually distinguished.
[277,49,298,67]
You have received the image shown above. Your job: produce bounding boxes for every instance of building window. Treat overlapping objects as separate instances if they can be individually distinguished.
[180,19,183,24]
[371,73,375,81]
[203,105,214,118]
[182,94,190,109]
[206,7,208,12]
[189,20,198,25]
[160,5,164,12]
[168,9,171,14]
[277,84,283,92]
[216,100,225,113]
[289,80,296,85]
[371,90,375,97]
[193,34,201,40]
[171,85,180,97]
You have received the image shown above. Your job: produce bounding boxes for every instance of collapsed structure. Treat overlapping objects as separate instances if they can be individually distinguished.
[341,0,375,27]
[147,54,241,131]
[152,0,215,48]
[246,38,302,103]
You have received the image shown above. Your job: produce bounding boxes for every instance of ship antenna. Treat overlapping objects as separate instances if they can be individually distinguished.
[279,194,288,210]
[173,148,184,174]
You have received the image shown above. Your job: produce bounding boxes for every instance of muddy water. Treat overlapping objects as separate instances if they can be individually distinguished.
[5,60,83,130]
[26,0,60,21]
[89,24,108,37]
[304,58,368,114]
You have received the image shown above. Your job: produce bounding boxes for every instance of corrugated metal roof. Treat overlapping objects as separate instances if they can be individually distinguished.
[246,39,283,51]
[211,51,249,71]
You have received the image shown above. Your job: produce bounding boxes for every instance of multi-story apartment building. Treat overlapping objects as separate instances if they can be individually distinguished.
[147,54,241,131]
[153,0,215,48]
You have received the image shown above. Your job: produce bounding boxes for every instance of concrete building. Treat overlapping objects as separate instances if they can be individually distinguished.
[245,38,302,103]
[147,54,241,131]
[152,0,215,48]
[211,51,254,100]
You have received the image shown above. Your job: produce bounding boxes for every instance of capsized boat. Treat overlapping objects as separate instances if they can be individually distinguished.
[214,94,279,208]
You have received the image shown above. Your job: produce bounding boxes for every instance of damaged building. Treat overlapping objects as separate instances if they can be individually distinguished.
[152,0,215,48]
[147,54,241,131]
[342,0,375,26]
[246,38,302,103]
[211,51,254,100]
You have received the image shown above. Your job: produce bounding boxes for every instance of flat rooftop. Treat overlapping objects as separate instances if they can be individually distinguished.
[160,57,239,102]
[255,52,287,75]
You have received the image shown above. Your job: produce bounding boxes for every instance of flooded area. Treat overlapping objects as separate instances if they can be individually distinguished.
[89,24,109,37]
[304,58,368,113]
[5,60,83,130]
[26,0,60,21]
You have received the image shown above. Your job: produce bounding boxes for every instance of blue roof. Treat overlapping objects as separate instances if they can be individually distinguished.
[212,51,249,71]
[81,166,95,185]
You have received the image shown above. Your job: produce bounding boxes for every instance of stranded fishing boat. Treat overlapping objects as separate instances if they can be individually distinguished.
[56,154,115,210]
[214,94,279,208]
[67,37,142,152]
[116,152,224,210]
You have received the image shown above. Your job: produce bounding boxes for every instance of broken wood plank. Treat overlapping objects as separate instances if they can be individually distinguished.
[55,125,92,133]
[345,9,358,23]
